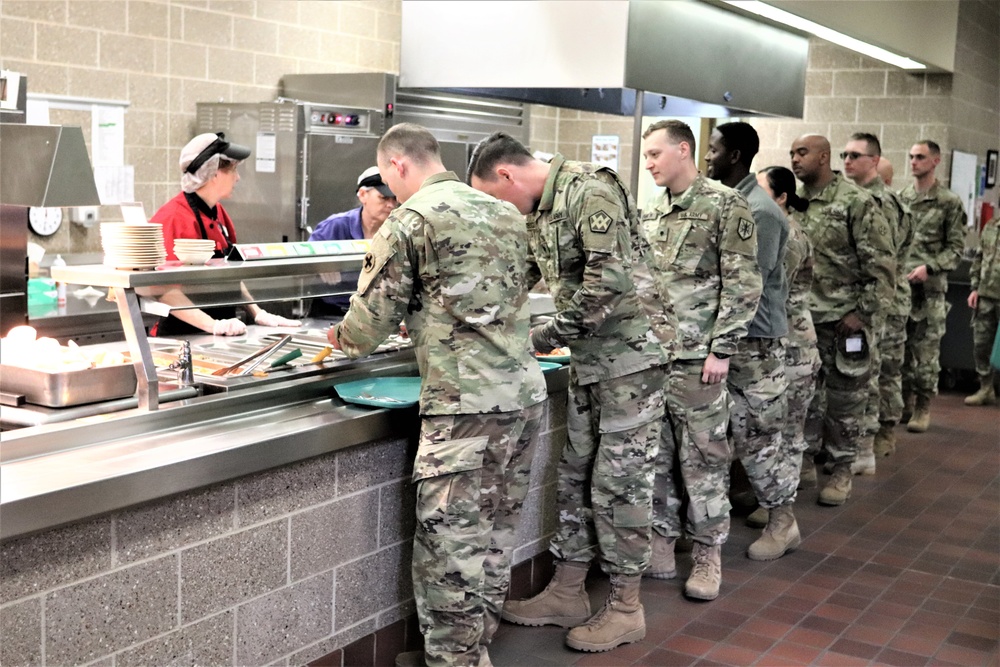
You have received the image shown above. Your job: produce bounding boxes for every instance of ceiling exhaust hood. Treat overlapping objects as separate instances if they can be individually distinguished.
[400,0,809,119]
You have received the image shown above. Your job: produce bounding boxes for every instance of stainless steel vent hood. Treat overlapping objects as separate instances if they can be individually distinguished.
[400,0,809,119]
[0,124,101,207]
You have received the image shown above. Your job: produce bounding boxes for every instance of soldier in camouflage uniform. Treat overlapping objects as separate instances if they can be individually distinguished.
[468,132,669,653]
[756,166,822,491]
[704,123,800,562]
[900,140,968,431]
[327,124,548,667]
[791,134,895,507]
[640,120,762,600]
[843,133,913,463]
[965,215,999,406]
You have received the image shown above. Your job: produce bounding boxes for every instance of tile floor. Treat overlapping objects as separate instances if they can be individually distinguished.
[488,391,999,666]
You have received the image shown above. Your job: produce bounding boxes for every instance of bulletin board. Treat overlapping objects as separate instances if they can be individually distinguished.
[950,150,978,228]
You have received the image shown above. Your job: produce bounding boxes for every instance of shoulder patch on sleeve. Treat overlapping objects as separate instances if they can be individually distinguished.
[589,210,613,234]
[362,252,377,273]
[738,217,755,240]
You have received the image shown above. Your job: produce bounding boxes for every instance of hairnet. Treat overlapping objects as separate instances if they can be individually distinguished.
[181,154,224,193]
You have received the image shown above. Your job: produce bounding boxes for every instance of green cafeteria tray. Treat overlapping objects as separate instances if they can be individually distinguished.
[333,376,421,409]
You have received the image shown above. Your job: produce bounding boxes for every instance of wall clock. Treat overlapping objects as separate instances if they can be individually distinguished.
[28,207,63,236]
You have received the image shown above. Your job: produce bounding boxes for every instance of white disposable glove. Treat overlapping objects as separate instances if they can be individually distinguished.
[319,271,342,284]
[254,310,302,328]
[212,318,247,336]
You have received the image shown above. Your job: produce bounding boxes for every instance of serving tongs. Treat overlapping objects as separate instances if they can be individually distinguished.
[211,334,292,376]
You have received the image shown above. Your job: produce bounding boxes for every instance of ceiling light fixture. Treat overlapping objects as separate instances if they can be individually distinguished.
[723,0,927,70]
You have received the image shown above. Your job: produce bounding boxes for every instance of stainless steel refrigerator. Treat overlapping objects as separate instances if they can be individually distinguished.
[197,73,530,245]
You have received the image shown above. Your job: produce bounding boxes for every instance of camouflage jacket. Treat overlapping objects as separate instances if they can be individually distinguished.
[784,216,817,351]
[863,177,913,318]
[736,174,789,338]
[899,180,966,294]
[970,215,1000,300]
[334,171,547,415]
[527,155,669,384]
[641,174,762,360]
[797,173,895,326]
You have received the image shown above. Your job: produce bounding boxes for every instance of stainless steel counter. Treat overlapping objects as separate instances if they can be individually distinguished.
[0,336,569,540]
[0,348,421,540]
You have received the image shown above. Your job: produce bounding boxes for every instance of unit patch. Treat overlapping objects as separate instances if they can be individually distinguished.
[589,211,613,233]
[737,218,755,240]
[363,252,375,271]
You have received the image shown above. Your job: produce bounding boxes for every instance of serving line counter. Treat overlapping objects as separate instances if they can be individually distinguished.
[0,308,569,666]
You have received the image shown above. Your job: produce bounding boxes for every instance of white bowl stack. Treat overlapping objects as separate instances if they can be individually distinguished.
[101,223,167,270]
[172,239,216,265]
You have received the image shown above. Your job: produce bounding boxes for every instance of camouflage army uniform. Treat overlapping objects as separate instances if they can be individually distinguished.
[641,174,762,545]
[970,216,1000,383]
[528,155,668,576]
[334,172,548,667]
[798,173,895,465]
[862,178,913,430]
[899,180,966,401]
[782,218,821,457]
[727,175,794,510]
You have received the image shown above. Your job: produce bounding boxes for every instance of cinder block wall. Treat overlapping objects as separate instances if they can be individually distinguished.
[0,392,567,666]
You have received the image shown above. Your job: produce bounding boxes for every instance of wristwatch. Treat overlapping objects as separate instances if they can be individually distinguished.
[712,352,731,360]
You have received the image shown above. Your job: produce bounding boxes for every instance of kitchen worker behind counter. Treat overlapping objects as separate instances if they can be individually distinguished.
[326,123,547,667]
[149,132,300,336]
[308,166,398,318]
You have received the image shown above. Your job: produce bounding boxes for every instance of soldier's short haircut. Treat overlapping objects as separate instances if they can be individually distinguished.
[643,119,696,156]
[378,123,440,165]
[850,132,882,156]
[715,122,760,168]
[916,139,941,156]
[467,132,533,183]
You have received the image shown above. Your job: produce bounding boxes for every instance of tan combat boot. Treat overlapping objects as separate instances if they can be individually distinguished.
[745,506,769,528]
[798,453,818,489]
[964,382,997,406]
[901,393,915,423]
[565,574,645,652]
[644,533,677,580]
[851,440,876,476]
[684,543,722,601]
[747,505,802,560]
[873,422,896,457]
[818,463,852,506]
[907,396,931,432]
[501,561,591,627]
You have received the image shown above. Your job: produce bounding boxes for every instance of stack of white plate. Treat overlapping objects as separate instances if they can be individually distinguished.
[101,223,166,270]
[173,239,216,265]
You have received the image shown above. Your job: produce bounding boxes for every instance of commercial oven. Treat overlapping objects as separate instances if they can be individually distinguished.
[197,73,530,245]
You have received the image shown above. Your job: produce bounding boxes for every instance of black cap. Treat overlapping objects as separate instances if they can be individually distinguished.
[182,132,252,174]
[357,166,395,198]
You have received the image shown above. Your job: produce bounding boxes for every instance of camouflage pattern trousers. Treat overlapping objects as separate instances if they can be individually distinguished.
[878,313,909,425]
[805,322,874,465]
[412,402,544,667]
[903,287,948,400]
[729,338,796,509]
[971,296,999,380]
[863,316,885,439]
[550,365,664,576]
[653,361,732,546]
[784,344,821,458]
